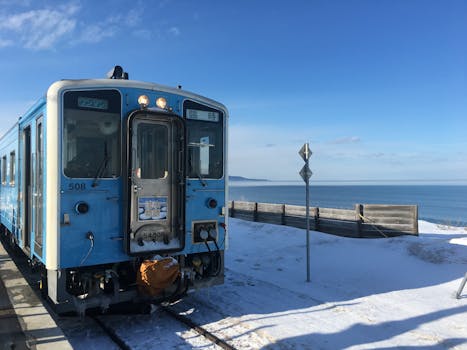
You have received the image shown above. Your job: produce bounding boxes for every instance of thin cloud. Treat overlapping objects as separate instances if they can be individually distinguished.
[0,2,150,50]
[368,152,385,158]
[132,29,152,40]
[0,4,79,50]
[168,26,180,36]
[76,23,117,44]
[125,8,143,27]
[330,136,361,144]
[74,8,146,45]
[107,8,142,27]
[0,38,13,48]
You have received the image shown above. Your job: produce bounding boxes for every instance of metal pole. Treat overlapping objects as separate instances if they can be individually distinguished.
[305,159,310,283]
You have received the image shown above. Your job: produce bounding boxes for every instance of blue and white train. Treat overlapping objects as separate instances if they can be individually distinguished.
[0,66,228,313]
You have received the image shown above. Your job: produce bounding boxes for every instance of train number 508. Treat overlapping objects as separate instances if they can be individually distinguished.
[68,183,86,191]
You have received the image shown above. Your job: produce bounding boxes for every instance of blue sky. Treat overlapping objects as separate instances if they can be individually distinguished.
[0,0,465,182]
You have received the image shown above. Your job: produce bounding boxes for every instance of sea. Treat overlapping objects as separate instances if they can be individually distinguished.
[229,182,467,226]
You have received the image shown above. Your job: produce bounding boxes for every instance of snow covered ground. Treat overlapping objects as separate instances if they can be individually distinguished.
[62,219,467,349]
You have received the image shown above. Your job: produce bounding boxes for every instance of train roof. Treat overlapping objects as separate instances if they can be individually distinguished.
[47,79,228,112]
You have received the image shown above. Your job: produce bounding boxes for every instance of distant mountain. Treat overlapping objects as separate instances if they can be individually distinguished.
[229,176,268,182]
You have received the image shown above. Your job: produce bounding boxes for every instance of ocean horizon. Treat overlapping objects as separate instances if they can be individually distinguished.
[228,182,467,226]
[229,177,467,186]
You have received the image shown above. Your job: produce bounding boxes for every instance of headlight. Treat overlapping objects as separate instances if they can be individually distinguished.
[156,97,167,109]
[138,95,149,108]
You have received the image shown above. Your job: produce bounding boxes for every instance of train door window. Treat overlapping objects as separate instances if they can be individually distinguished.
[1,156,6,184]
[9,151,15,186]
[136,123,168,179]
[63,90,121,178]
[34,119,44,257]
[21,126,31,249]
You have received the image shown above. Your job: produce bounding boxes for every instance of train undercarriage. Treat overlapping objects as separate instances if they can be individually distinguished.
[2,225,223,316]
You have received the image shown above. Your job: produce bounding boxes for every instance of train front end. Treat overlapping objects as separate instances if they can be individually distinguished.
[44,74,227,313]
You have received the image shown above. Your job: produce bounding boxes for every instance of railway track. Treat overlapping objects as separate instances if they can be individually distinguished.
[83,304,237,350]
[87,314,132,350]
[161,305,237,350]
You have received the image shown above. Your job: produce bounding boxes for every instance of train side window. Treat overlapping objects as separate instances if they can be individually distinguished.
[184,101,224,180]
[186,119,223,179]
[1,155,6,184]
[9,151,15,186]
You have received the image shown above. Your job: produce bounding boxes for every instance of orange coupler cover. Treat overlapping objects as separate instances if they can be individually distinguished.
[136,258,180,296]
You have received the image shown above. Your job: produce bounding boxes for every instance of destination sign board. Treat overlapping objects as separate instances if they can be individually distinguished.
[186,109,219,122]
[77,96,109,110]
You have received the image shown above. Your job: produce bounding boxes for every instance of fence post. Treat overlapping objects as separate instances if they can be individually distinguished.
[281,204,286,225]
[231,201,235,218]
[355,204,363,238]
[412,205,419,235]
[313,207,320,231]
[253,202,258,222]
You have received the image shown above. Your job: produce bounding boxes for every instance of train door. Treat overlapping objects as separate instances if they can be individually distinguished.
[34,118,44,258]
[21,126,32,251]
[127,113,184,255]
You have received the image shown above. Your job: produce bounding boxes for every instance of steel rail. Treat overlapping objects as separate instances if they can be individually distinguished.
[161,305,237,350]
[88,314,132,350]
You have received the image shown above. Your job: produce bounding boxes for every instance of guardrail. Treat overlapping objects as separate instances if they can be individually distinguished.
[228,201,418,238]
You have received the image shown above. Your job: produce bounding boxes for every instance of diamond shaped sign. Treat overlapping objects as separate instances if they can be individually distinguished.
[299,165,312,182]
[299,143,312,161]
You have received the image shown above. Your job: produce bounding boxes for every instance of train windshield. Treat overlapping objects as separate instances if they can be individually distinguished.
[63,90,121,178]
[185,105,223,179]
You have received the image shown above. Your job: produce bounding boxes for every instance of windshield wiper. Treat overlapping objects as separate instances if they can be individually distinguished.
[92,142,110,188]
[196,172,207,187]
